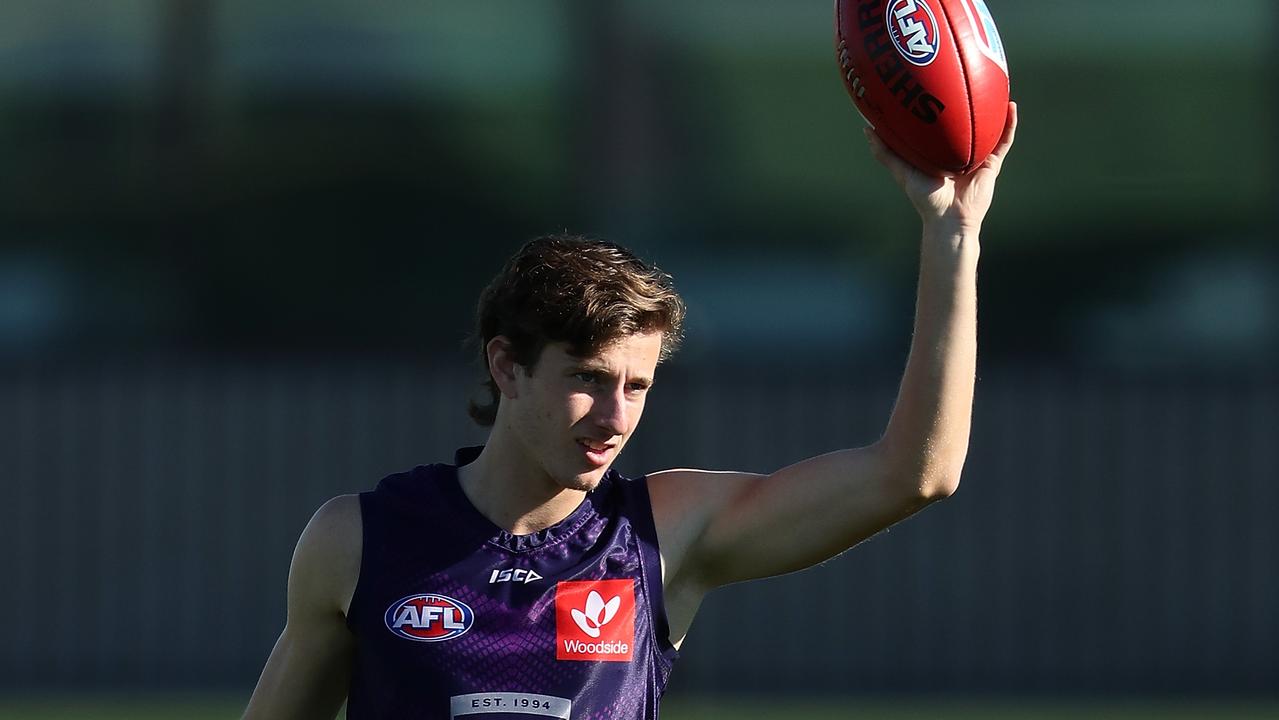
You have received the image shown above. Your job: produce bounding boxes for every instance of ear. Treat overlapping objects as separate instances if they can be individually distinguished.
[486,336,521,399]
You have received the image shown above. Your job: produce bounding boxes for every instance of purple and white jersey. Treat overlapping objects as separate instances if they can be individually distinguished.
[346,447,680,719]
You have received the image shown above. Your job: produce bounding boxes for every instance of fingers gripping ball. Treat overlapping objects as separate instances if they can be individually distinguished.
[836,0,1011,177]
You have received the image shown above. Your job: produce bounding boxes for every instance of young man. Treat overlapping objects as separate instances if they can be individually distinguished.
[243,104,1018,719]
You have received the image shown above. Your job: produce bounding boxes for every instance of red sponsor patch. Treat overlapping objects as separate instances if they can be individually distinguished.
[555,580,635,662]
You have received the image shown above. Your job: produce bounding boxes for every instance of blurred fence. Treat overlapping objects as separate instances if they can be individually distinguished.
[1,357,1276,694]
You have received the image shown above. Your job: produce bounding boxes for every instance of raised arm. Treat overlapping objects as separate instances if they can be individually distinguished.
[651,104,1018,642]
[242,495,362,720]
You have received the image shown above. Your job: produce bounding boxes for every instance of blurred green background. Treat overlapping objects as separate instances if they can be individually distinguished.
[1,697,1278,720]
[1,0,1275,717]
[2,0,1273,364]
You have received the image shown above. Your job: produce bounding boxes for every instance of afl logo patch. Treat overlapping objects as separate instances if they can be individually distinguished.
[384,594,474,642]
[887,0,941,67]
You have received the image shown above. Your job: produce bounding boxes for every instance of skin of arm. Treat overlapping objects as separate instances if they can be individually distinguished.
[242,495,363,720]
[651,103,1019,646]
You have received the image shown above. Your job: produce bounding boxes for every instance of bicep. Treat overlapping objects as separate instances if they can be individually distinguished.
[243,495,362,720]
[658,444,934,590]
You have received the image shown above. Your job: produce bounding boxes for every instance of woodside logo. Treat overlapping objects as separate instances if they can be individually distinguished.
[555,580,635,662]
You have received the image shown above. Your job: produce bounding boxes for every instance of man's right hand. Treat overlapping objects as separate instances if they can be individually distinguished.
[865,101,1018,236]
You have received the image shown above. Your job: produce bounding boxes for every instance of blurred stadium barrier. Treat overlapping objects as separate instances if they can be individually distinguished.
[1,357,1275,696]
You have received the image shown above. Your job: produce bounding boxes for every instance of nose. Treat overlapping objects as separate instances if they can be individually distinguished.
[592,386,628,437]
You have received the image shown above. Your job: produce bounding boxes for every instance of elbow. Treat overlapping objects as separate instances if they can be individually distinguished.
[875,439,965,502]
[918,456,965,500]
[920,470,961,501]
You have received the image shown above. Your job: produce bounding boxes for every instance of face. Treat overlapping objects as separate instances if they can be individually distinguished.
[497,331,663,493]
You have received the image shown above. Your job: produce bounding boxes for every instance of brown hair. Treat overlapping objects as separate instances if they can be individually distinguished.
[467,233,686,426]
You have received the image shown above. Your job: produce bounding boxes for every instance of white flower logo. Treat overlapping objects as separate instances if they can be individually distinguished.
[570,590,621,638]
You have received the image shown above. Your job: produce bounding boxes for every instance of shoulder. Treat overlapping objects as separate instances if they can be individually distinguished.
[640,468,763,582]
[289,494,363,618]
[304,494,363,544]
[366,464,448,510]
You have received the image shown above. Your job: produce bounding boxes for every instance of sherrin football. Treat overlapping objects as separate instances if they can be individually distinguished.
[836,0,1010,176]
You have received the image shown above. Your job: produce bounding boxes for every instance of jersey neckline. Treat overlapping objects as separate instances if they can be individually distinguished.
[442,445,611,554]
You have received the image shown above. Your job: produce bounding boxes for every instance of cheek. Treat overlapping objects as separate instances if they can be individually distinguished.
[565,394,595,423]
[625,397,648,431]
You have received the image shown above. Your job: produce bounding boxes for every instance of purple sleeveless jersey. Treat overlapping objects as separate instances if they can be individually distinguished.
[346,447,680,719]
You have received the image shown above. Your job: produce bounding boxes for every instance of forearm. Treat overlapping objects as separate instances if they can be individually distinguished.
[243,625,352,720]
[878,222,979,497]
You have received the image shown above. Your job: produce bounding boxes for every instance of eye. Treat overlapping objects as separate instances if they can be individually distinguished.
[626,382,650,395]
[573,372,599,384]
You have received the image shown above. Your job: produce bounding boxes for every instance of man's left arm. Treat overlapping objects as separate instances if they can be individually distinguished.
[650,103,1018,603]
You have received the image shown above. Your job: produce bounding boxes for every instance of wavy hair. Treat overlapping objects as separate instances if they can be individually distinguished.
[467,234,686,426]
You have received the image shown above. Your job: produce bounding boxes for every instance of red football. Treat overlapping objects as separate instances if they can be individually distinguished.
[836,0,1010,176]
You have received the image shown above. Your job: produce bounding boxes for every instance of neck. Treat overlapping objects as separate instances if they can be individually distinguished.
[457,429,588,536]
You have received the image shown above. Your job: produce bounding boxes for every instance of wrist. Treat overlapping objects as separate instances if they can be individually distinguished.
[921,221,981,254]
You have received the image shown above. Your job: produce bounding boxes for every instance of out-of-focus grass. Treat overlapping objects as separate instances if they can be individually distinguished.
[0,695,244,720]
[663,698,1279,720]
[1,696,1277,719]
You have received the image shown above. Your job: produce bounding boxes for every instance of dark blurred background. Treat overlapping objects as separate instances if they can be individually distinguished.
[1,0,1276,712]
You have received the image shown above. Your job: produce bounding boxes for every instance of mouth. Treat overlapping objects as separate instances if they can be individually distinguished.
[576,439,616,467]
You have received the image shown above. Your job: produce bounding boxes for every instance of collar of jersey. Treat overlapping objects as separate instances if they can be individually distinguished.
[446,445,608,554]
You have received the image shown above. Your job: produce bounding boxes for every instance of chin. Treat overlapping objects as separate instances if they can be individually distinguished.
[559,467,608,493]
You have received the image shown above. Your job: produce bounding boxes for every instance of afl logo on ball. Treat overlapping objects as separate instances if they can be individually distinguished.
[887,0,941,67]
[384,594,474,642]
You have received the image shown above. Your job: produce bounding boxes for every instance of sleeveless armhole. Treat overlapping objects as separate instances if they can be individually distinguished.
[344,491,374,632]
[626,475,681,667]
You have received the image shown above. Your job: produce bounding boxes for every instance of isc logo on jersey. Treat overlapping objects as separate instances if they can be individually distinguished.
[554,580,635,662]
[886,0,941,67]
[384,594,474,642]
[489,568,543,584]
